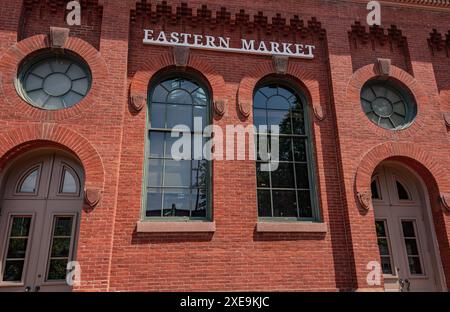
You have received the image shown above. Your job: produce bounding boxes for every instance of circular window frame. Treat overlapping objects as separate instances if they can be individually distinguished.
[15,49,92,110]
[360,78,417,131]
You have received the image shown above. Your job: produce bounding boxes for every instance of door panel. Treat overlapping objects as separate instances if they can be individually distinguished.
[373,163,441,292]
[0,152,83,292]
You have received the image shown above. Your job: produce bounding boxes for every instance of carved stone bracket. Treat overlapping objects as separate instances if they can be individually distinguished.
[84,187,102,209]
[213,99,227,116]
[439,193,450,212]
[238,101,251,118]
[273,55,289,75]
[357,188,372,211]
[443,113,450,128]
[49,27,70,48]
[313,104,325,121]
[173,46,190,67]
[376,58,391,76]
[130,93,146,112]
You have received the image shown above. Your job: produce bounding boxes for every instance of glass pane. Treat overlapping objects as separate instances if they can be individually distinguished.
[19,168,38,193]
[191,189,207,217]
[10,217,31,237]
[146,188,162,216]
[162,188,190,217]
[7,238,28,258]
[33,62,52,77]
[54,217,73,236]
[375,220,386,237]
[148,159,163,186]
[377,238,390,255]
[167,104,192,129]
[167,89,192,104]
[297,190,312,218]
[405,239,419,256]
[293,138,307,162]
[396,181,410,200]
[253,109,267,131]
[267,110,291,134]
[295,163,310,189]
[149,132,165,157]
[164,160,190,187]
[51,59,71,73]
[257,190,272,217]
[193,105,207,122]
[192,160,208,188]
[66,64,85,80]
[271,162,295,188]
[272,190,297,217]
[47,259,68,280]
[408,257,423,275]
[150,103,165,128]
[256,162,270,188]
[371,179,380,199]
[278,137,293,161]
[181,80,198,93]
[44,96,64,109]
[381,256,393,274]
[62,91,83,107]
[253,90,267,109]
[25,74,43,91]
[291,110,305,135]
[2,260,25,282]
[289,96,303,110]
[72,78,89,95]
[402,221,415,238]
[259,86,277,98]
[51,238,71,257]
[61,168,78,193]
[27,89,49,106]
[152,84,169,103]
[267,95,291,110]
[192,88,207,106]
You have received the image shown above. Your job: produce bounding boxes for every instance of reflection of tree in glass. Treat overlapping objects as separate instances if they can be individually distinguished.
[193,160,208,214]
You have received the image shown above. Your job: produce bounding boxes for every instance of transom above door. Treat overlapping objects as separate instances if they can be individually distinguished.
[0,151,84,292]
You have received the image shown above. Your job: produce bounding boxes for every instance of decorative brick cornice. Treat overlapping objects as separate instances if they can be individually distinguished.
[428,29,450,56]
[131,1,326,40]
[348,22,408,54]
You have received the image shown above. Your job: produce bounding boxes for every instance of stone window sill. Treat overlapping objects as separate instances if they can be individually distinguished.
[136,221,216,233]
[256,221,328,233]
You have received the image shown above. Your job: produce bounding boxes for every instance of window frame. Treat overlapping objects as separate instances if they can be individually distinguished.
[253,78,321,222]
[141,72,213,222]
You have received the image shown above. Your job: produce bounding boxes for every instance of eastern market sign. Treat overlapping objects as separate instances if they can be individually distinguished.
[143,29,315,59]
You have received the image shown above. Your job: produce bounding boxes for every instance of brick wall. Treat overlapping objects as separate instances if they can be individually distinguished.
[0,0,449,291]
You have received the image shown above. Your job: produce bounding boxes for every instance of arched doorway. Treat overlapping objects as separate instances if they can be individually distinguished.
[0,150,84,292]
[371,161,446,292]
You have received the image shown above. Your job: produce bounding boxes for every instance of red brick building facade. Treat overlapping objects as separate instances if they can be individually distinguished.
[0,0,449,292]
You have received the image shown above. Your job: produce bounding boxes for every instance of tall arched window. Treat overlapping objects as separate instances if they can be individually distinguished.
[144,76,210,220]
[253,82,318,220]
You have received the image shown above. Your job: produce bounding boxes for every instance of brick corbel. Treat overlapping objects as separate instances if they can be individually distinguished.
[238,101,251,118]
[49,27,70,48]
[357,188,372,211]
[213,99,227,116]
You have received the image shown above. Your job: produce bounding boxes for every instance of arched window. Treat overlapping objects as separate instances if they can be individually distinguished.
[253,82,318,220]
[144,76,210,219]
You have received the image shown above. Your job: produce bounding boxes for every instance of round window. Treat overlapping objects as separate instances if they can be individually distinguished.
[16,52,92,110]
[360,80,416,130]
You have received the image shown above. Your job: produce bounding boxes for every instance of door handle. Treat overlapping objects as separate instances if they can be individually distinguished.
[34,286,40,292]
[24,286,31,292]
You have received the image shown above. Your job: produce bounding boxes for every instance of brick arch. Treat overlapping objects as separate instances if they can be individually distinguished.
[129,52,228,111]
[237,59,323,119]
[355,141,450,211]
[0,124,105,201]
[0,34,108,122]
[346,63,433,140]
